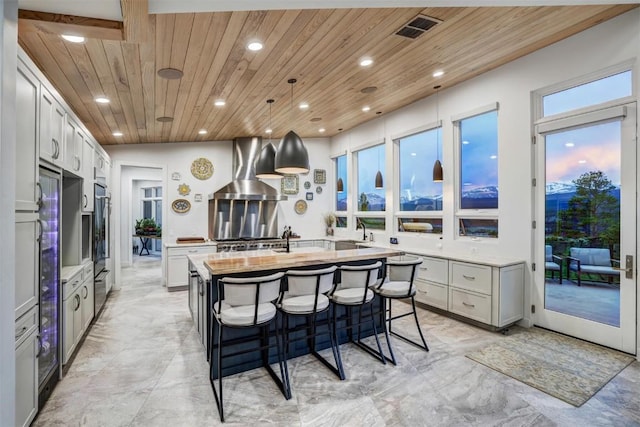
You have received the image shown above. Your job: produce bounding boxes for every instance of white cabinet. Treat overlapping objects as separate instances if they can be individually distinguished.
[15,315,38,427]
[82,138,94,212]
[62,265,94,365]
[165,245,217,291]
[64,118,84,175]
[15,61,40,212]
[15,213,39,320]
[39,86,65,168]
[95,151,108,180]
[412,255,449,311]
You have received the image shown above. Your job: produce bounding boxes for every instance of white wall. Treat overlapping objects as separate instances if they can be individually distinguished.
[331,9,640,327]
[105,137,334,241]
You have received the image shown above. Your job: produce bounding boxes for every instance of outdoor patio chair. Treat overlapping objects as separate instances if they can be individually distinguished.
[545,245,563,284]
[567,247,619,286]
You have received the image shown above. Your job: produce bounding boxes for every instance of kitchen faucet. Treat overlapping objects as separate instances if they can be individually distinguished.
[356,218,366,241]
[281,226,292,253]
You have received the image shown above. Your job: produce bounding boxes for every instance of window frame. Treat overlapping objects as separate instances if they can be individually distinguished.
[453,102,500,239]
[354,139,386,215]
[333,152,348,214]
[393,121,444,236]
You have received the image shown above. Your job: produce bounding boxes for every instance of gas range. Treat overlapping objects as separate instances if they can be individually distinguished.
[215,238,288,252]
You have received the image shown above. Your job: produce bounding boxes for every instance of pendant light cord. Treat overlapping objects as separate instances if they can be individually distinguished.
[288,78,297,127]
[435,85,441,160]
[267,99,274,144]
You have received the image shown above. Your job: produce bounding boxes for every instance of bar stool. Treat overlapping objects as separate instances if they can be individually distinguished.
[278,265,345,396]
[208,271,290,422]
[373,257,429,365]
[329,262,387,365]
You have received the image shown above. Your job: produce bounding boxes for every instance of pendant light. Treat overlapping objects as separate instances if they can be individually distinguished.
[274,78,310,174]
[432,85,443,182]
[336,177,344,193]
[255,99,282,179]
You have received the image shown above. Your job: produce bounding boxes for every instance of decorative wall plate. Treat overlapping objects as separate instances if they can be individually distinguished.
[294,200,308,215]
[191,157,214,180]
[172,198,191,213]
[171,172,181,181]
[304,181,311,189]
[178,183,191,196]
[306,192,314,201]
[281,174,299,195]
[316,186,323,194]
[313,169,326,184]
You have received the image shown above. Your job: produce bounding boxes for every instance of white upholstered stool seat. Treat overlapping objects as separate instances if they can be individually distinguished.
[280,292,330,314]
[375,280,415,298]
[330,287,374,305]
[214,301,277,326]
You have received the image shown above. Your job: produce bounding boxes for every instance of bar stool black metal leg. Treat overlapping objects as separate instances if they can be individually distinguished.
[328,305,346,380]
[411,298,429,351]
[380,297,397,365]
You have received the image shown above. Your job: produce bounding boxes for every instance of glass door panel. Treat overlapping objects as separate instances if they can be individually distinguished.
[536,103,636,353]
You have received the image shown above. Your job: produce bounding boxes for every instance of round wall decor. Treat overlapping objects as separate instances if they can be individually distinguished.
[172,198,191,213]
[178,183,191,195]
[191,157,214,180]
[294,200,308,215]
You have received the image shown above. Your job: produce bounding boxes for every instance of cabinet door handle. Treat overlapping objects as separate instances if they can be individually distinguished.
[36,182,43,210]
[82,285,88,299]
[15,326,28,339]
[462,302,476,308]
[36,334,42,357]
[36,219,44,243]
[74,294,81,311]
[52,138,59,159]
[462,275,476,281]
[188,249,197,253]
[75,155,81,171]
[83,194,88,208]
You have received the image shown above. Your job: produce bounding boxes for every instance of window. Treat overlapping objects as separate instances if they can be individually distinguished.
[336,216,347,228]
[356,216,385,231]
[356,144,385,212]
[141,186,163,251]
[335,155,347,211]
[459,218,498,238]
[459,110,498,210]
[398,128,442,211]
[543,70,632,117]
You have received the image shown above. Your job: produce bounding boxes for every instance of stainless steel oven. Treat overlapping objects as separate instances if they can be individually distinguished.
[94,177,110,313]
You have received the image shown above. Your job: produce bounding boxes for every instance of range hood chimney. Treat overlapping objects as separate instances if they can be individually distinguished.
[212,137,287,201]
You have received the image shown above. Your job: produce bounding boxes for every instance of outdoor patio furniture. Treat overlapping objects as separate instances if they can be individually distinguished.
[545,245,563,284]
[567,247,619,286]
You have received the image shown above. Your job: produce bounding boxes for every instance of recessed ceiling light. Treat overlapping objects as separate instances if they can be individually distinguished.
[62,34,85,43]
[247,41,263,51]
[578,159,587,164]
[565,142,575,147]
[462,140,470,145]
[433,70,444,77]
[214,99,226,107]
[362,106,371,112]
[265,128,272,134]
[95,97,110,104]
[112,131,123,137]
[319,128,325,133]
[299,102,309,110]
[490,155,497,159]
[157,68,184,80]
[360,58,373,67]
[198,129,208,135]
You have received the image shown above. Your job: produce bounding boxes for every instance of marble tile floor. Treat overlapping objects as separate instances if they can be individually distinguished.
[33,258,640,426]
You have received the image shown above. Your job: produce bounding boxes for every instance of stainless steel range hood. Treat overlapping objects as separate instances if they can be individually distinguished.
[208,137,286,240]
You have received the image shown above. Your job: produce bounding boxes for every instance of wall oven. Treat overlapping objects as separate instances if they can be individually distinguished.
[94,177,110,313]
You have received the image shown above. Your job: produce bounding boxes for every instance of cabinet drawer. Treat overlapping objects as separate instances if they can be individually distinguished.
[168,246,216,257]
[15,306,38,346]
[415,280,448,310]
[83,263,94,279]
[448,288,491,325]
[450,262,492,295]
[62,272,83,300]
[416,257,448,284]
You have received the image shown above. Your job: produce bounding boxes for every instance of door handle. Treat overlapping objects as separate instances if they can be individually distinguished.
[612,255,633,279]
[83,194,88,208]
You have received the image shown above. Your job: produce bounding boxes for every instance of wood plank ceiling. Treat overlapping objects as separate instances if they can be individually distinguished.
[17,5,637,146]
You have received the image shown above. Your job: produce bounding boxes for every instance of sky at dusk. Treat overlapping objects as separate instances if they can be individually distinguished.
[460,110,498,189]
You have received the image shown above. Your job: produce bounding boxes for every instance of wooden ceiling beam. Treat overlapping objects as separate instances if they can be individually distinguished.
[120,0,149,43]
[18,9,123,41]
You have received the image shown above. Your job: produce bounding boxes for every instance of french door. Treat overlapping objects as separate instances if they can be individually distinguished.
[534,103,636,354]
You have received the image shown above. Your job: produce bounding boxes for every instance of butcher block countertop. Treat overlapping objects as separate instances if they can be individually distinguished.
[201,247,404,276]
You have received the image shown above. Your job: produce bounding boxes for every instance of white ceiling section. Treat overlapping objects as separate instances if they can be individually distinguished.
[17,0,122,20]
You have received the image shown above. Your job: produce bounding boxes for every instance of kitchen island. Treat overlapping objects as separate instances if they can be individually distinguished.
[188,246,404,377]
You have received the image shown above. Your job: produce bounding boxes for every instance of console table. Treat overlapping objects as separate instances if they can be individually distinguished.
[132,234,161,256]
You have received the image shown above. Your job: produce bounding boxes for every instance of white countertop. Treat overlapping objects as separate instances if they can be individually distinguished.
[163,241,217,249]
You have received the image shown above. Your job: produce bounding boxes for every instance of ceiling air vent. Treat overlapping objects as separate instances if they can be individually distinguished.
[395,14,441,39]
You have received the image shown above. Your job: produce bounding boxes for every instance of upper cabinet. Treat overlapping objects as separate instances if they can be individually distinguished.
[64,118,84,175]
[39,86,65,168]
[82,138,95,212]
[15,60,40,212]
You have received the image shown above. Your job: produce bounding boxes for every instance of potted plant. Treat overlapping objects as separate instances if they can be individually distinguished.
[323,212,336,236]
[135,218,159,235]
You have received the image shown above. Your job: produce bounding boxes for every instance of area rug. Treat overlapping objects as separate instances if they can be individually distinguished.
[466,327,634,406]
